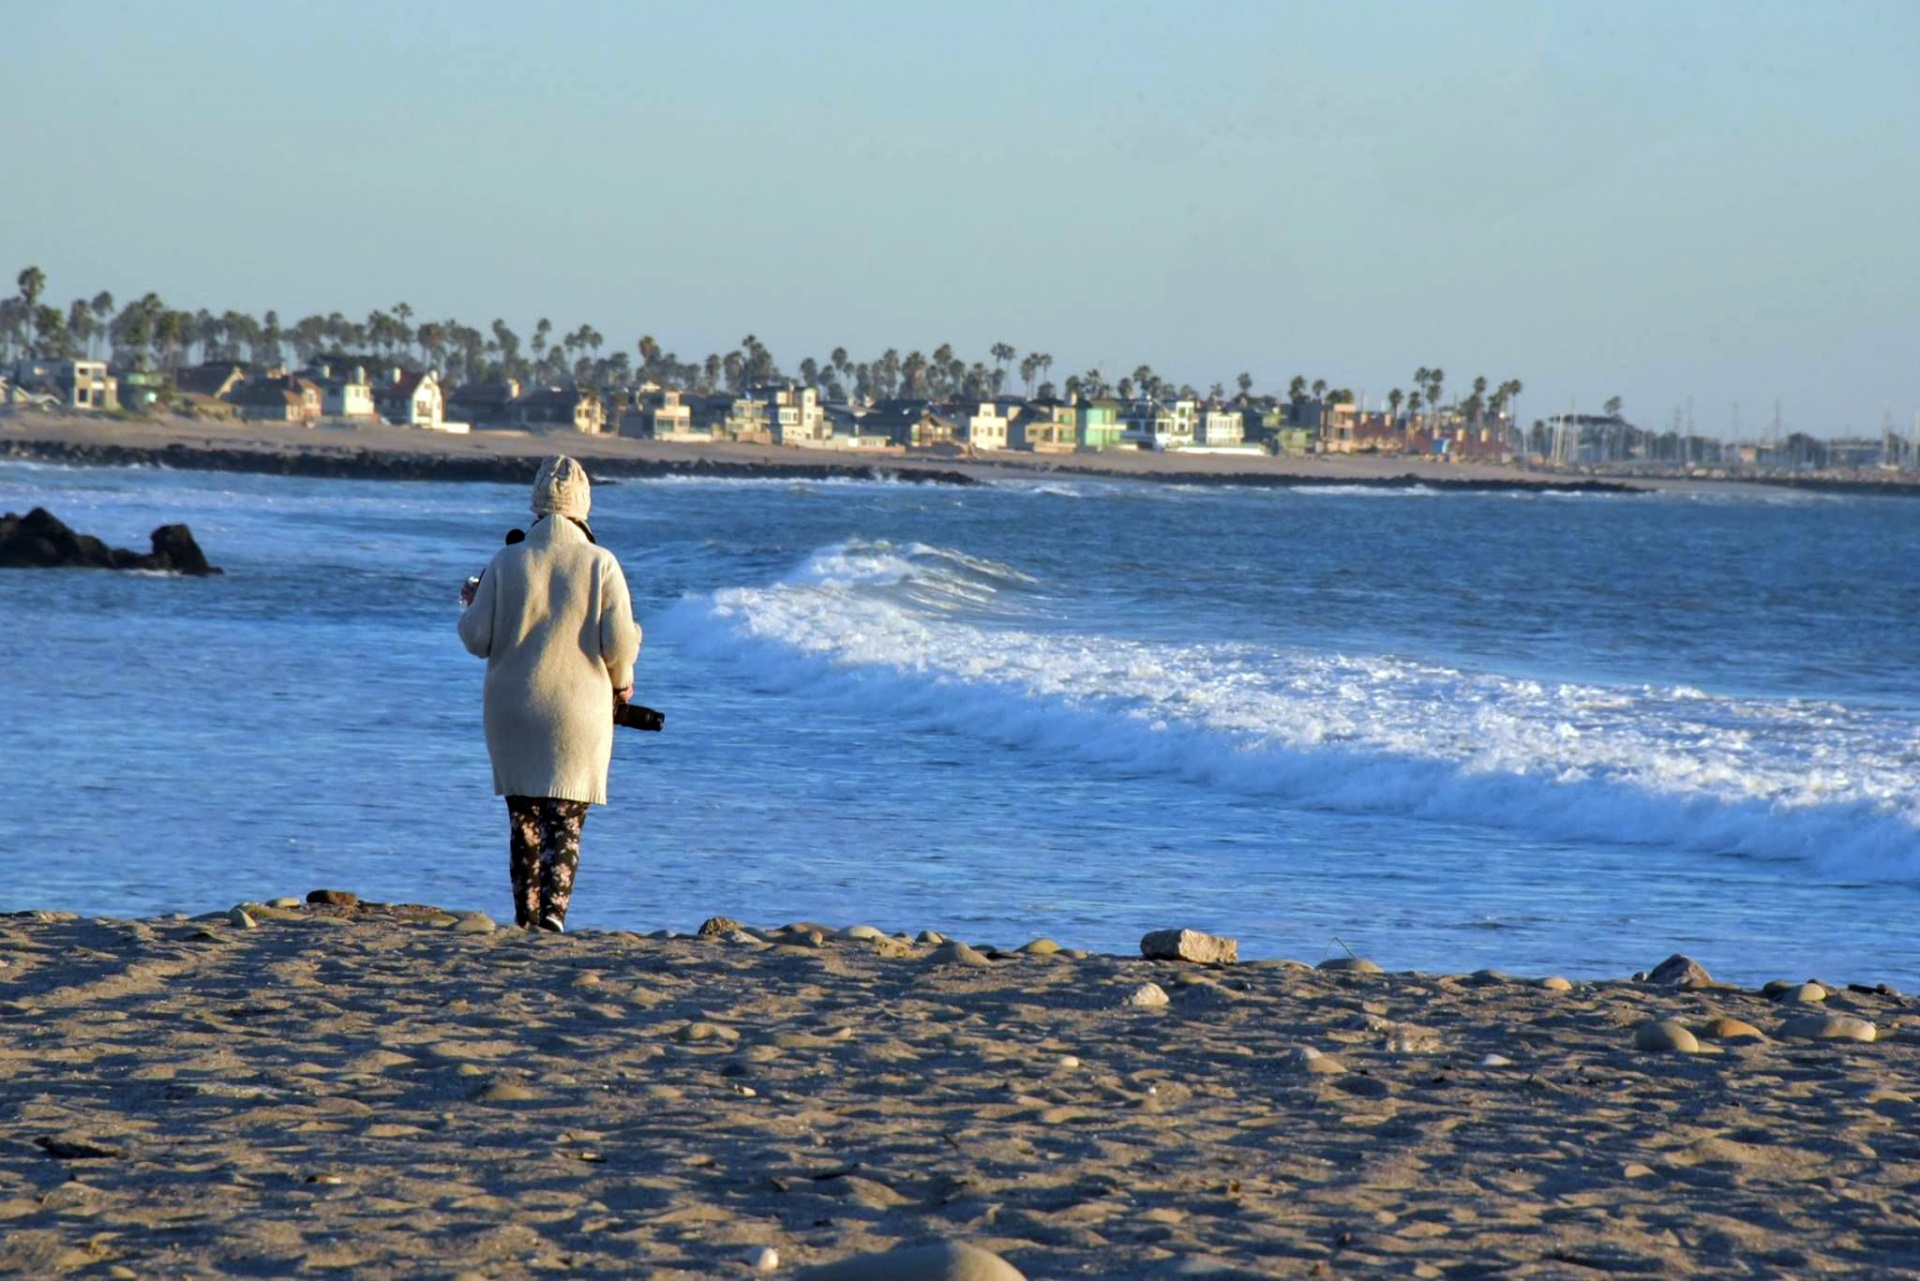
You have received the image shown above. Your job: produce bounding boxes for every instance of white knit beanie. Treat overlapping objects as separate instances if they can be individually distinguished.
[531,455,591,521]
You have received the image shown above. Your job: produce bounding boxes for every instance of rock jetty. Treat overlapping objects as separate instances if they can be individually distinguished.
[0,507,220,574]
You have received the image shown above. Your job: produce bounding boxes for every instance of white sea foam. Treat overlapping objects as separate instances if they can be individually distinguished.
[657,539,1920,878]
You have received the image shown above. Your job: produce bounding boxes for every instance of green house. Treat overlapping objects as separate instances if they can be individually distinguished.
[1075,397,1127,450]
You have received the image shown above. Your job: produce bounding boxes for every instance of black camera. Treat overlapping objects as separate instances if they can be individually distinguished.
[614,700,665,732]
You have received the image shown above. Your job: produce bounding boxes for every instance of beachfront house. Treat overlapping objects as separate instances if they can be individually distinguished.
[447,378,523,430]
[759,383,830,446]
[1075,396,1128,450]
[227,374,323,425]
[513,386,605,434]
[9,358,119,412]
[866,398,961,450]
[308,362,377,421]
[629,387,697,440]
[1121,398,1198,451]
[1015,397,1079,452]
[175,361,249,401]
[374,369,446,429]
[1195,405,1248,448]
[962,399,1014,451]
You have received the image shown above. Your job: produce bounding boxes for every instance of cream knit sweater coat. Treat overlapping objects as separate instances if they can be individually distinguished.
[458,517,642,805]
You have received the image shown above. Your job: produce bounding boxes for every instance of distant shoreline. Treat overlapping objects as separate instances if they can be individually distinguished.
[7,411,1914,498]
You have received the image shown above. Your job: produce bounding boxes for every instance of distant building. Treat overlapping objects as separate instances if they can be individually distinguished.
[759,383,828,446]
[175,361,249,401]
[627,387,694,439]
[227,374,322,425]
[373,369,445,428]
[9,358,118,412]
[1195,405,1247,448]
[1075,397,1128,450]
[962,399,1013,451]
[866,398,961,449]
[513,386,605,434]
[1015,397,1078,452]
[307,362,377,421]
[1121,398,1198,451]
[448,378,522,430]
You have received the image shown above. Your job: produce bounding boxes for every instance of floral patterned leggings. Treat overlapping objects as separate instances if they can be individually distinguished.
[505,796,589,930]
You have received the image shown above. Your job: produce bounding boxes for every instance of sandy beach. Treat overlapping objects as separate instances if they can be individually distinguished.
[3,901,1916,1278]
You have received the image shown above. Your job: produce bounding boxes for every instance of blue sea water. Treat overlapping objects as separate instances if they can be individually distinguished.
[2,460,1918,986]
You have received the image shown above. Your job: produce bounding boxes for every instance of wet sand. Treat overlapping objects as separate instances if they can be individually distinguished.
[3,902,1916,1278]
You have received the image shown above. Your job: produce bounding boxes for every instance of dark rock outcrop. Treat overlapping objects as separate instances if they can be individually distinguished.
[0,508,222,574]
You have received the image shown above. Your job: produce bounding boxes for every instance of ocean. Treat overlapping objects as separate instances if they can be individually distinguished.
[3,459,1917,986]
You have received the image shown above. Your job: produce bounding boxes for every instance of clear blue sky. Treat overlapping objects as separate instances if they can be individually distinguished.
[6,0,1916,435]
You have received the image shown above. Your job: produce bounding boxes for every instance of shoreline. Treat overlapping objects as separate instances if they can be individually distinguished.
[0,413,1654,495]
[2,897,1914,1278]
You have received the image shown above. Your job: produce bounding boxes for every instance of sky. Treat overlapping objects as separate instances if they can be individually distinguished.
[5,0,1917,436]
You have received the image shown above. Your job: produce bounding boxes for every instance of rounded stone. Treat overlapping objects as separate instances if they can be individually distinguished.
[675,1022,741,1043]
[471,1080,536,1102]
[1774,982,1828,1004]
[1646,954,1712,988]
[1018,938,1062,955]
[840,924,886,941]
[1540,976,1573,992]
[1123,982,1171,1008]
[267,896,303,909]
[228,907,257,929]
[750,1246,781,1272]
[453,913,496,934]
[916,930,947,945]
[1697,1016,1767,1042]
[1634,1020,1701,1053]
[929,940,991,968]
[1779,1014,1876,1043]
[698,916,746,938]
[794,1241,1025,1281]
[306,889,358,908]
[1317,957,1383,974]
[1286,1046,1347,1075]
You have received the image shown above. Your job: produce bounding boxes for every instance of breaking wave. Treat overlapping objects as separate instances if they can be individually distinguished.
[654,539,1920,879]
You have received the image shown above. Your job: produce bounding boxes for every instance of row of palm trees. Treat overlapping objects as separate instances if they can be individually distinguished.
[3,266,1520,428]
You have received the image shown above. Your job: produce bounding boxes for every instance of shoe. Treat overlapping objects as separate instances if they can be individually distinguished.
[538,914,565,934]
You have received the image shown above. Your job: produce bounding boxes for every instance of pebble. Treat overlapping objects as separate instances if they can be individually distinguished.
[1017,938,1062,955]
[1481,1053,1514,1067]
[228,907,257,929]
[750,1246,780,1272]
[1317,957,1383,974]
[421,913,461,928]
[1698,1016,1767,1042]
[1634,1020,1702,1053]
[674,1021,741,1043]
[917,930,947,945]
[840,924,886,941]
[306,889,358,907]
[1123,982,1171,1008]
[1057,1055,1081,1070]
[1466,968,1511,986]
[1540,976,1573,992]
[1779,1013,1876,1043]
[1772,982,1828,1004]
[471,1080,536,1102]
[1140,928,1239,965]
[1285,1046,1347,1075]
[698,916,745,938]
[794,1241,1026,1281]
[929,940,992,968]
[1646,954,1712,988]
[268,896,302,909]
[453,913,496,934]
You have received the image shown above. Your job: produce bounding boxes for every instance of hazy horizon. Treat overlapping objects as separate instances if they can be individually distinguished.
[5,0,1916,438]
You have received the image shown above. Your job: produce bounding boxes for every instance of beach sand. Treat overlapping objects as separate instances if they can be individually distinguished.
[3,902,1916,1278]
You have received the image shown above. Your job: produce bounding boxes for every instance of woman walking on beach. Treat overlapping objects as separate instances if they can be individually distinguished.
[458,455,641,931]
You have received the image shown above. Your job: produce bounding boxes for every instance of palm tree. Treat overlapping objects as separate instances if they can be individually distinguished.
[16,266,47,352]
[1388,388,1405,422]
[990,342,1015,379]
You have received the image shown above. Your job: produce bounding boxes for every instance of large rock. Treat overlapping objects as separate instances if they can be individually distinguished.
[0,508,221,574]
[1634,1020,1702,1053]
[1779,1014,1876,1043]
[1646,954,1712,987]
[1141,928,1238,965]
[795,1241,1025,1281]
